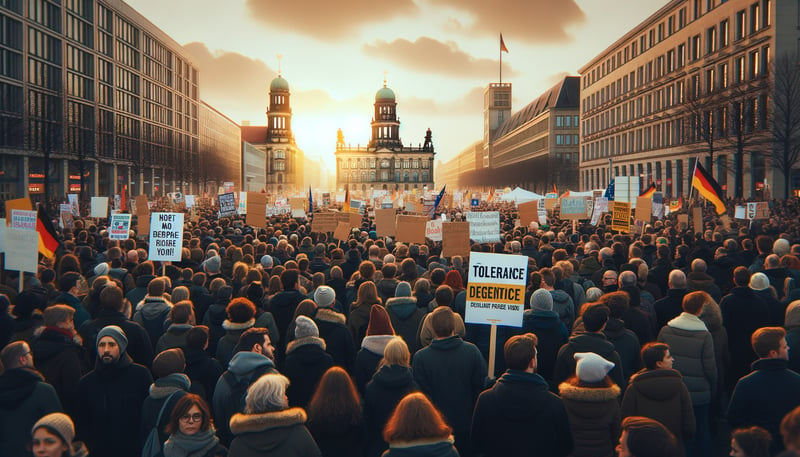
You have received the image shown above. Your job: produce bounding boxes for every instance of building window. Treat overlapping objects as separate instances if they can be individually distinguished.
[735,55,745,83]
[750,2,760,33]
[735,10,746,40]
[720,19,729,47]
[692,35,701,60]
[706,26,716,54]
[750,49,761,78]
[720,62,729,88]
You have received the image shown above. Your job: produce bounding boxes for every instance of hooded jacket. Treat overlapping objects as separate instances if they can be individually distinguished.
[31,326,88,413]
[520,309,569,384]
[127,274,156,305]
[657,312,717,405]
[553,332,626,389]
[364,364,419,457]
[155,323,194,354]
[313,307,355,372]
[216,319,255,368]
[139,373,191,447]
[621,368,695,444]
[133,296,173,348]
[0,368,63,457]
[603,318,641,385]
[355,334,396,395]
[228,407,321,457]
[79,308,154,367]
[385,296,425,355]
[550,289,576,330]
[283,336,333,408]
[558,378,621,457]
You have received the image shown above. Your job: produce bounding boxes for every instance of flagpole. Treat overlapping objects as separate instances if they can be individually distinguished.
[688,157,699,201]
[499,34,502,84]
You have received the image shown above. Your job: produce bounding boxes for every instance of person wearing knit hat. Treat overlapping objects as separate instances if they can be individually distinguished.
[750,272,770,292]
[217,297,257,368]
[520,289,569,383]
[385,281,425,355]
[141,348,192,451]
[366,304,395,336]
[97,324,128,359]
[530,288,554,312]
[574,352,616,383]
[31,412,88,457]
[283,315,333,407]
[314,285,336,308]
[260,254,274,270]
[354,305,397,394]
[152,347,186,378]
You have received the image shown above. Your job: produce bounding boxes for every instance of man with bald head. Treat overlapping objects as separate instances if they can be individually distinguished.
[653,270,688,330]
[686,259,722,303]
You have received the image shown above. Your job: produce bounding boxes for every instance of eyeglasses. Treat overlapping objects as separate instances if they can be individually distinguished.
[180,413,203,423]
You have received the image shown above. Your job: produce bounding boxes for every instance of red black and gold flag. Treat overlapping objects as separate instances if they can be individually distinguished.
[692,162,726,215]
[640,183,656,199]
[36,206,60,259]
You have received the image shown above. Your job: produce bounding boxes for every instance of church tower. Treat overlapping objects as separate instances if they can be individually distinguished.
[369,81,403,149]
[263,71,302,194]
[267,74,292,143]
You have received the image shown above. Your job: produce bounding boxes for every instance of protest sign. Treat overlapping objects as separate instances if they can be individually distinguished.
[635,196,652,222]
[4,228,38,273]
[442,222,472,258]
[693,207,703,233]
[90,197,108,218]
[290,197,307,212]
[747,202,769,220]
[246,192,268,228]
[405,201,419,213]
[678,214,689,230]
[333,221,351,241]
[465,252,528,327]
[466,211,500,243]
[560,197,587,220]
[517,200,539,227]
[375,208,397,237]
[10,210,36,231]
[544,198,558,210]
[291,209,306,219]
[223,182,235,193]
[652,192,664,219]
[311,212,338,233]
[425,219,443,241]
[109,214,132,240]
[148,213,184,262]
[395,215,428,244]
[185,195,195,208]
[4,198,32,225]
[336,212,362,228]
[135,195,150,236]
[61,212,74,229]
[238,192,248,215]
[68,194,80,216]
[734,206,746,220]
[218,193,237,217]
[611,201,631,232]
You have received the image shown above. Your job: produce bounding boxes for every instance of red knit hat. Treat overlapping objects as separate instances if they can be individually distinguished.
[366,304,395,336]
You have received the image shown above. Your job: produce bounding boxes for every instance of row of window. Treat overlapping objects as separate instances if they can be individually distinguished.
[1,13,22,50]
[28,0,60,34]
[65,12,92,48]
[342,170,431,183]
[555,134,579,145]
[555,115,579,128]
[340,158,431,169]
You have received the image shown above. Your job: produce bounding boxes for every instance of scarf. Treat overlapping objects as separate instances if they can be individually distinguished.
[163,428,219,457]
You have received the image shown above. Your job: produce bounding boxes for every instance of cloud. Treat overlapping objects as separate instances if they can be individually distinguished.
[431,0,586,44]
[363,37,516,79]
[244,0,418,40]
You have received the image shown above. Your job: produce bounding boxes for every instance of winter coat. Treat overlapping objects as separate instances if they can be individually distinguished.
[79,308,154,367]
[727,358,800,455]
[377,278,400,303]
[202,302,227,356]
[385,296,425,355]
[216,319,255,368]
[521,309,569,384]
[155,323,193,353]
[621,369,695,445]
[127,274,155,306]
[283,336,334,408]
[75,354,153,457]
[698,299,730,407]
[472,370,573,457]
[212,351,278,446]
[355,335,396,395]
[0,368,63,457]
[551,289,576,330]
[364,364,419,457]
[686,272,722,303]
[31,326,88,414]
[720,286,771,389]
[553,332,626,390]
[184,346,224,402]
[558,378,621,457]
[139,373,191,447]
[314,307,355,373]
[417,309,466,349]
[133,296,173,348]
[348,301,377,348]
[412,336,487,434]
[307,416,366,457]
[228,407,321,457]
[383,437,460,457]
[603,318,641,385]
[653,289,688,331]
[270,289,310,359]
[657,312,717,405]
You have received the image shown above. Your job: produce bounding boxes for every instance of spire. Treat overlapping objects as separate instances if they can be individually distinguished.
[277,53,283,77]
[383,70,387,88]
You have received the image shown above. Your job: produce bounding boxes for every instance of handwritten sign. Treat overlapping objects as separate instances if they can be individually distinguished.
[148,213,184,261]
[311,212,338,233]
[425,219,443,241]
[466,211,500,243]
[395,215,428,244]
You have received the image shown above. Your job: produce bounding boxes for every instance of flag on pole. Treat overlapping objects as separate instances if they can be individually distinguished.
[37,206,60,259]
[500,34,509,53]
[344,188,351,213]
[603,180,615,201]
[432,185,446,219]
[639,183,656,199]
[121,185,127,212]
[552,183,557,195]
[691,162,727,215]
[308,186,313,212]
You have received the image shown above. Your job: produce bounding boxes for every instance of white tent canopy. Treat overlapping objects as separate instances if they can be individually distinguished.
[500,187,546,203]
[565,190,595,198]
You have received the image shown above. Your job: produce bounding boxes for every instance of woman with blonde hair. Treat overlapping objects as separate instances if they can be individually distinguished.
[364,338,419,457]
[348,281,382,347]
[382,392,458,457]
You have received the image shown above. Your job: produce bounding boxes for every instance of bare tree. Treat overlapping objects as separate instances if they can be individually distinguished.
[681,76,726,177]
[724,77,770,198]
[771,53,800,199]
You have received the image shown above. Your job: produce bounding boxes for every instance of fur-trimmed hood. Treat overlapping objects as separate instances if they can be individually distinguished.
[667,312,708,332]
[361,334,396,355]
[230,407,307,435]
[558,380,620,402]
[223,318,256,331]
[315,307,346,325]
[286,336,326,354]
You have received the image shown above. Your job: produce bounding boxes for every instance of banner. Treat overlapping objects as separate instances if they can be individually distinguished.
[148,213,184,262]
[466,211,500,243]
[109,214,132,240]
[218,193,237,217]
[465,252,528,327]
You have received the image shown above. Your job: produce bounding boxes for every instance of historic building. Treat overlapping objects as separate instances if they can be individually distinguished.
[579,0,793,198]
[335,83,435,193]
[240,73,303,195]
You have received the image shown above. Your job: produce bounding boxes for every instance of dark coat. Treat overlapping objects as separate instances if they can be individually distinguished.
[653,288,687,330]
[139,376,190,448]
[78,308,154,367]
[268,289,307,361]
[314,308,355,373]
[348,302,375,348]
[307,417,366,457]
[216,320,255,368]
[127,274,155,306]
[471,370,573,457]
[155,323,193,353]
[553,332,626,390]
[283,336,334,408]
[31,326,88,414]
[558,379,621,457]
[383,438,460,457]
[385,296,425,355]
[228,407,321,457]
[621,369,695,445]
[184,347,224,402]
[648,257,673,296]
[75,354,154,457]
[720,287,771,390]
[603,318,641,385]
[364,364,419,457]
[0,368,63,457]
[727,358,800,455]
[521,309,569,385]
[686,272,722,302]
[355,335,396,395]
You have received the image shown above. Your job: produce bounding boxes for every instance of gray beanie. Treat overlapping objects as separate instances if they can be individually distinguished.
[314,286,336,308]
[530,289,553,311]
[32,413,75,447]
[395,281,412,298]
[97,325,128,354]
[295,315,319,339]
[203,255,222,273]
[94,262,110,277]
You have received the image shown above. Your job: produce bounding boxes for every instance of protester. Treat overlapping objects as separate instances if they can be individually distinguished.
[307,367,366,456]
[161,394,227,457]
[382,392,459,457]
[31,412,89,457]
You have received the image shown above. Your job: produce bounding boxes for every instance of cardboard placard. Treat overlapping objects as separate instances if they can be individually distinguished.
[246,192,268,228]
[333,221,351,241]
[290,197,307,212]
[336,212,362,229]
[677,214,689,230]
[311,211,338,233]
[517,200,539,227]
[560,197,588,220]
[4,197,32,225]
[91,197,109,218]
[405,201,419,214]
[4,228,38,272]
[635,196,652,222]
[148,213,184,261]
[442,222,471,258]
[692,207,703,233]
[375,208,397,237]
[395,215,428,244]
[135,195,150,236]
[466,211,500,243]
[611,201,631,232]
[544,198,558,210]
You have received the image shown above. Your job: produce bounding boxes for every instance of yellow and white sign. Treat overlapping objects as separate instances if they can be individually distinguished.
[465,252,528,327]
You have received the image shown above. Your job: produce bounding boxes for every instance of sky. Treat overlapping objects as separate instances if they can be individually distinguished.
[125,0,668,172]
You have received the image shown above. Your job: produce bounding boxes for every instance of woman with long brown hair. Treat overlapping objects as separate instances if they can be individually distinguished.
[307,367,365,456]
[162,394,227,457]
[348,281,382,347]
[382,392,459,457]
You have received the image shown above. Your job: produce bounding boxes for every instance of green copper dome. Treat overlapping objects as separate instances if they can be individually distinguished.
[270,76,289,91]
[376,86,395,100]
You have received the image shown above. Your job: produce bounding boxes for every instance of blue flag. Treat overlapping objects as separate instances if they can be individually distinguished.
[432,185,446,219]
[603,180,615,201]
[308,186,313,211]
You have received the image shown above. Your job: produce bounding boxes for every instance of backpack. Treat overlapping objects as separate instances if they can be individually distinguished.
[141,391,179,457]
[222,363,275,412]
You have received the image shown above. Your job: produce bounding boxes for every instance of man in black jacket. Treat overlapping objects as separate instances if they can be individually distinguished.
[471,333,573,457]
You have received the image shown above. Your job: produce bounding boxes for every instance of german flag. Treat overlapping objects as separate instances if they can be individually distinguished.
[36,206,60,259]
[640,183,656,199]
[692,162,727,215]
[344,188,351,213]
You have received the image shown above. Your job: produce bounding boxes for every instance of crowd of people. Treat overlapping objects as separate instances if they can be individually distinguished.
[4,196,800,457]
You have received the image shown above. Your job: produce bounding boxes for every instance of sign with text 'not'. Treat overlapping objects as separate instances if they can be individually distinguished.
[148,212,183,262]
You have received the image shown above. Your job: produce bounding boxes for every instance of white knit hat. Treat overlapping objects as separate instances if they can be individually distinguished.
[574,352,615,383]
